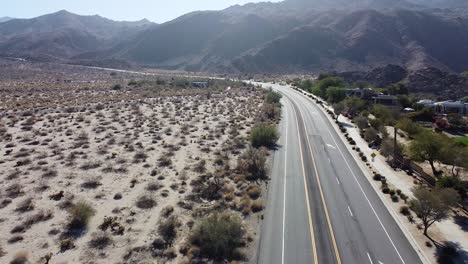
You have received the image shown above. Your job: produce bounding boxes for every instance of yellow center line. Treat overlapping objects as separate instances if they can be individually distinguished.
[295,100,342,264]
[290,100,319,264]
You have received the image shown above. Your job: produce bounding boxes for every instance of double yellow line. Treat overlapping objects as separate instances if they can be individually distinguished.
[290,97,342,264]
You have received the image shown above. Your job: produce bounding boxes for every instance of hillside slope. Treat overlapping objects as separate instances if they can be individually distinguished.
[0,10,154,60]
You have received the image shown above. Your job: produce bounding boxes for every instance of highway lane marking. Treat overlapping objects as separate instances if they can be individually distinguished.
[367,252,374,264]
[348,206,354,217]
[314,99,407,264]
[326,143,336,149]
[335,177,340,185]
[294,102,342,264]
[290,85,427,264]
[281,103,288,264]
[290,100,319,264]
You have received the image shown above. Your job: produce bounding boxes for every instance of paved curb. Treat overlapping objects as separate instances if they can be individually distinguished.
[291,87,431,264]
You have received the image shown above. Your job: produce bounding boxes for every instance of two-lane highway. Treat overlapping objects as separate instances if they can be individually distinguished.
[256,82,424,264]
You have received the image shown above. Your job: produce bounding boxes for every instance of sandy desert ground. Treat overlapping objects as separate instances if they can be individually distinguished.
[0,60,275,264]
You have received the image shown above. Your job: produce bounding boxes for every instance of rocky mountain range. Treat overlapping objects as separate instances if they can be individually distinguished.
[0,10,154,61]
[0,17,14,23]
[0,0,467,75]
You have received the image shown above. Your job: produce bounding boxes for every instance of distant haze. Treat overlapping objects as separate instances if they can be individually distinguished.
[0,0,282,23]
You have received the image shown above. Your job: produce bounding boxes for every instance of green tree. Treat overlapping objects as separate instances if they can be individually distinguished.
[353,80,368,89]
[398,95,412,108]
[387,83,408,95]
[317,73,332,80]
[354,115,369,130]
[410,186,460,236]
[344,97,367,116]
[409,131,447,176]
[371,104,399,126]
[314,76,344,98]
[300,79,313,91]
[440,143,468,177]
[380,138,403,157]
[250,123,279,148]
[190,213,244,260]
[396,118,423,138]
[364,128,379,143]
[265,89,282,104]
[437,175,467,201]
[326,87,346,104]
[333,102,346,121]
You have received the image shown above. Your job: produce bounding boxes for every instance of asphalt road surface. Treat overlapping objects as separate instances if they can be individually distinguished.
[255,82,423,264]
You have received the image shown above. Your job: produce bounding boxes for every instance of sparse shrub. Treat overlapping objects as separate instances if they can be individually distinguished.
[391,195,399,202]
[246,185,261,199]
[240,196,252,215]
[237,147,267,181]
[9,251,28,264]
[81,178,102,189]
[133,151,147,162]
[88,231,112,250]
[146,182,162,192]
[15,158,31,167]
[250,123,279,148]
[67,201,95,235]
[23,209,53,227]
[7,235,23,244]
[158,216,180,245]
[158,156,172,167]
[164,247,177,259]
[400,206,410,216]
[161,205,174,218]
[136,194,156,209]
[15,197,34,213]
[79,161,101,170]
[193,159,206,173]
[382,187,390,194]
[112,84,122,90]
[6,184,23,198]
[400,193,408,203]
[59,238,75,252]
[251,200,264,212]
[190,212,244,260]
[41,169,58,178]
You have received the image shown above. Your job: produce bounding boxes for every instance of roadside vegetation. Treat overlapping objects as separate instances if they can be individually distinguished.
[291,73,467,261]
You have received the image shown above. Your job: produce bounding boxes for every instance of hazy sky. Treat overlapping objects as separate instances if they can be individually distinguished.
[1,0,281,23]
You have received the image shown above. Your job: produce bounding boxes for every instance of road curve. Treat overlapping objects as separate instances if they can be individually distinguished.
[256,82,423,264]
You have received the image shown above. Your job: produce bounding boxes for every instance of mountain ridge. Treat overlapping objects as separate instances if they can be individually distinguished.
[0,2,467,74]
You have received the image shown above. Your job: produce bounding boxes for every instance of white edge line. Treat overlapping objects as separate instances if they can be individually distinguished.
[324,106,407,264]
[281,94,288,264]
[348,206,354,217]
[336,177,340,185]
[367,252,375,264]
[296,90,407,264]
[296,87,429,264]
